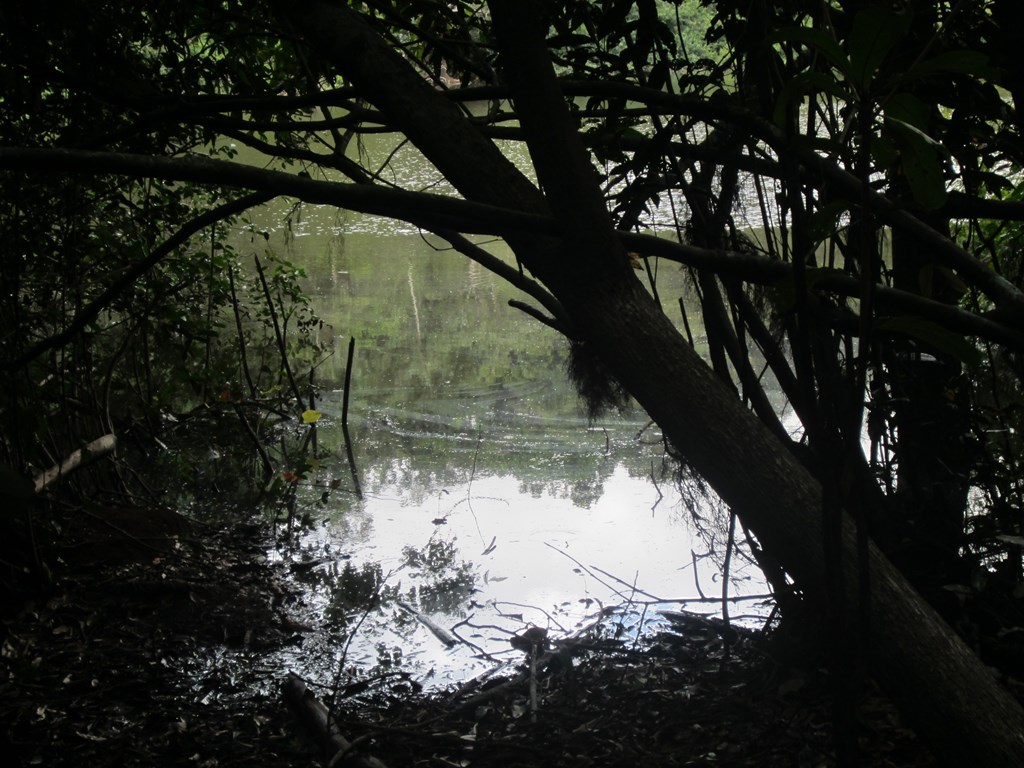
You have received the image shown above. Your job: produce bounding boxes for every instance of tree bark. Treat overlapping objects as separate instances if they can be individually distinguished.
[33,434,117,493]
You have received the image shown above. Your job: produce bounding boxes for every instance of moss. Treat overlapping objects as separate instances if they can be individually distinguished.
[566,340,632,421]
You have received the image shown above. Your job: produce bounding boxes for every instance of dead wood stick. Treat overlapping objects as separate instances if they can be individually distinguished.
[449,611,613,714]
[451,647,558,715]
[283,673,388,768]
[529,644,538,722]
[590,564,661,601]
[34,433,117,493]
[396,600,458,647]
[450,658,515,699]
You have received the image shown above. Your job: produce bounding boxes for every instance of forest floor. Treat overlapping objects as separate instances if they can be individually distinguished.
[0,503,939,767]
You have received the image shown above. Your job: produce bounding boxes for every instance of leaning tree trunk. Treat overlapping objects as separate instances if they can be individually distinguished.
[284,2,1024,764]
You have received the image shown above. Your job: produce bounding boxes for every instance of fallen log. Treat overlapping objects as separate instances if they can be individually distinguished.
[33,433,117,493]
[283,673,388,768]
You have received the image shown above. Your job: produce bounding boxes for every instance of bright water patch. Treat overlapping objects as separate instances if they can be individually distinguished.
[265,387,770,690]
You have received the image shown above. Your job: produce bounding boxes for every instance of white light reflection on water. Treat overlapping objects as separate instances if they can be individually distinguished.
[270,396,771,690]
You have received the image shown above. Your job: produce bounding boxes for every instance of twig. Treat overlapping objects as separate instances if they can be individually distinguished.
[450,616,501,660]
[253,253,304,406]
[691,550,707,599]
[341,336,356,428]
[542,541,625,601]
[590,564,661,601]
[493,599,568,633]
[465,437,487,547]
[449,657,516,699]
[649,460,664,508]
[720,509,738,667]
[507,299,566,334]
[231,402,275,480]
[227,264,258,399]
[529,643,539,723]
[635,593,776,605]
[449,612,615,715]
[341,336,362,497]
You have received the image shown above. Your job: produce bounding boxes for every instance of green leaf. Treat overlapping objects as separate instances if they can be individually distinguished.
[884,92,931,130]
[301,409,322,424]
[807,202,851,245]
[765,26,848,74]
[887,115,947,154]
[886,117,949,210]
[848,5,910,87]
[903,50,994,82]
[773,71,849,127]
[876,316,981,368]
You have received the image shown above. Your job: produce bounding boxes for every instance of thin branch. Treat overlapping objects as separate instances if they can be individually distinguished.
[3,148,1023,349]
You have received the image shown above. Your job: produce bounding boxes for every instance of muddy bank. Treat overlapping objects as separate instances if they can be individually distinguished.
[0,504,935,767]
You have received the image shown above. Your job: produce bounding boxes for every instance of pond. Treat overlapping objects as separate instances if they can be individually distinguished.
[225,137,774,689]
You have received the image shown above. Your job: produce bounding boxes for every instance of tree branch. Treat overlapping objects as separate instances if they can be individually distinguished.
[0,146,554,236]
[2,147,1020,351]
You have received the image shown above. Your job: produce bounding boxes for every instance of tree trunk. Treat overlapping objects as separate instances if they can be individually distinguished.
[284,2,1024,764]
[886,214,973,603]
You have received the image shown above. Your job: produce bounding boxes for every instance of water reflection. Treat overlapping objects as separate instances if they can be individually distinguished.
[271,384,768,685]
[227,141,769,687]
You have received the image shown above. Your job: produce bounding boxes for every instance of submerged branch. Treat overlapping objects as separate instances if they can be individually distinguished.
[396,600,459,648]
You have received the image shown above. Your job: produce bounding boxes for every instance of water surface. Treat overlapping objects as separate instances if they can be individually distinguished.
[226,136,771,686]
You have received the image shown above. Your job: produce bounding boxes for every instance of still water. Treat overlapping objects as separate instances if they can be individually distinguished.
[227,139,770,687]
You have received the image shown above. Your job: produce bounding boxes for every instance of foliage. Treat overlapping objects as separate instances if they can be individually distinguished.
[0,4,333,592]
[4,0,1024,677]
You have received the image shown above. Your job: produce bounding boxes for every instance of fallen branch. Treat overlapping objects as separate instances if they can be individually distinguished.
[34,433,117,493]
[450,647,560,715]
[283,673,388,768]
[451,616,612,714]
[396,600,458,648]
